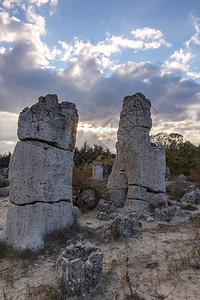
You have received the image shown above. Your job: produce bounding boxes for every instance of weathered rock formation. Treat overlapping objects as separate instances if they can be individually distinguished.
[0,94,80,251]
[92,163,103,181]
[107,93,166,212]
[56,241,103,298]
[100,214,141,242]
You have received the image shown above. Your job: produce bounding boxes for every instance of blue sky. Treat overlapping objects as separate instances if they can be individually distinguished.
[0,0,200,153]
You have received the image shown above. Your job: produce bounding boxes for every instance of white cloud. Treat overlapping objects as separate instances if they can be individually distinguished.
[58,28,171,71]
[29,0,49,6]
[131,27,172,48]
[185,14,200,47]
[131,27,163,40]
[2,0,24,9]
[58,56,102,91]
[0,7,59,67]
[26,5,46,35]
[164,49,194,72]
[2,0,59,9]
[50,0,58,6]
[69,31,170,57]
[10,15,20,22]
[0,47,6,54]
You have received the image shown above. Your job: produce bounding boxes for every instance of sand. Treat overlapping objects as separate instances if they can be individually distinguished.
[0,197,200,300]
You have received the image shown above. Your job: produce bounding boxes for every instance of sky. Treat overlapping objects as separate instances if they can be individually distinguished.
[0,0,200,153]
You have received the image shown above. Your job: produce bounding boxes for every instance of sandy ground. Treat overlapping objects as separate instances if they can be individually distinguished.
[0,197,200,300]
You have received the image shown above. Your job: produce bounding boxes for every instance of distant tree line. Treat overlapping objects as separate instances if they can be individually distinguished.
[150,132,200,176]
[0,153,11,168]
[73,142,115,167]
[1,134,199,178]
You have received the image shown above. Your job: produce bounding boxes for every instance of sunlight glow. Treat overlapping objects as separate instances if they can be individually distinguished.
[78,122,117,134]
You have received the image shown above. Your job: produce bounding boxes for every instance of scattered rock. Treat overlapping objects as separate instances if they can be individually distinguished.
[0,187,9,197]
[37,255,45,260]
[56,241,103,298]
[95,199,119,220]
[147,217,155,222]
[185,186,196,194]
[100,214,141,242]
[178,174,187,181]
[167,199,181,206]
[180,189,200,205]
[180,202,198,211]
[189,213,200,222]
[76,188,99,212]
[155,205,187,222]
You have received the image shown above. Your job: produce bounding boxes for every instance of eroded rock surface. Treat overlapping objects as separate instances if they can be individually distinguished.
[100,213,141,242]
[76,188,99,212]
[0,94,79,251]
[18,94,77,151]
[56,241,103,298]
[181,189,200,205]
[107,93,166,212]
[95,199,119,220]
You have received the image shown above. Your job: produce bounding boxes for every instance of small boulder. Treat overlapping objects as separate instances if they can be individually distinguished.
[180,202,198,211]
[155,205,186,222]
[180,189,200,205]
[95,199,118,220]
[76,188,99,212]
[56,241,103,298]
[0,187,9,197]
[147,217,155,222]
[100,214,141,242]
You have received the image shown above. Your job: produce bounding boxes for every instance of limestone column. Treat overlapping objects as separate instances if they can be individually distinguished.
[0,94,80,251]
[107,93,166,212]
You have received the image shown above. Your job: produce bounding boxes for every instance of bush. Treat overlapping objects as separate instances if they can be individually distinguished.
[166,181,190,200]
[190,168,200,188]
[73,166,92,197]
[0,153,11,168]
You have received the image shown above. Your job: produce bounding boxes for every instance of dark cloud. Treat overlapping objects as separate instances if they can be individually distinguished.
[0,44,200,130]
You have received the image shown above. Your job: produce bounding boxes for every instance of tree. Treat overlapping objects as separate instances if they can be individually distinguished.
[0,153,11,168]
[151,133,200,176]
[73,142,115,167]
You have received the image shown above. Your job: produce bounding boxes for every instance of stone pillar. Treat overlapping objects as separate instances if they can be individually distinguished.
[107,93,166,212]
[92,163,103,181]
[0,94,80,251]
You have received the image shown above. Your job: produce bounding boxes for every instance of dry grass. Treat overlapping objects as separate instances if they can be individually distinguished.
[0,200,200,299]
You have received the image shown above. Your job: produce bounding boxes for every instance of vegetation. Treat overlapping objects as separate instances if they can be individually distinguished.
[72,134,200,190]
[0,153,11,169]
[73,142,115,167]
[150,132,200,177]
[73,142,115,198]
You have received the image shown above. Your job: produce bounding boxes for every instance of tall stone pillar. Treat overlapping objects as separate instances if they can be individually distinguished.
[107,93,166,212]
[0,94,80,251]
